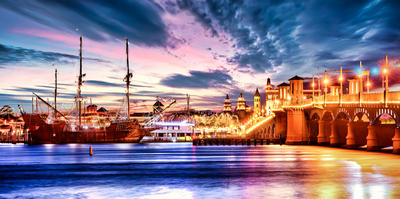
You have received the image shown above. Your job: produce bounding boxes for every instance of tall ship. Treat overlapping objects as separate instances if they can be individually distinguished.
[20,36,175,144]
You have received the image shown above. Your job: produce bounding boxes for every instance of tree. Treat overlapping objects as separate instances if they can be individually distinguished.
[0,105,13,116]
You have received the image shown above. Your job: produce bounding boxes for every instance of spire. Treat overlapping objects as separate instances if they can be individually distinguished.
[266,78,272,90]
[254,88,260,97]
[239,92,243,98]
[225,94,229,99]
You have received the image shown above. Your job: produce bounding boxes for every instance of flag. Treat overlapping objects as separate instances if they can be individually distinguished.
[76,28,79,31]
[52,63,55,66]
[124,36,126,38]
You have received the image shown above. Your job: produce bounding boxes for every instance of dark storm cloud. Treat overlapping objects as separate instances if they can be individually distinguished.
[164,0,400,75]
[176,0,219,37]
[314,51,339,61]
[0,0,173,47]
[160,69,233,89]
[0,44,109,66]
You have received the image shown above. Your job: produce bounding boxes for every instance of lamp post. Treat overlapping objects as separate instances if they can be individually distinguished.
[385,54,389,107]
[312,75,315,103]
[324,71,328,106]
[339,66,343,107]
[359,61,363,107]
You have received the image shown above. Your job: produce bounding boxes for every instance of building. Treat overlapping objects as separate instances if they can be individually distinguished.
[254,88,261,116]
[223,94,232,113]
[0,114,24,142]
[153,97,164,113]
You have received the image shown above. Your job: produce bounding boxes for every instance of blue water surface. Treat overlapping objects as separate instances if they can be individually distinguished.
[1,143,400,198]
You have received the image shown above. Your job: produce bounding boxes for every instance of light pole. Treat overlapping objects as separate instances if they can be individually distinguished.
[312,75,315,103]
[384,54,389,107]
[359,61,363,107]
[339,66,343,107]
[324,71,328,106]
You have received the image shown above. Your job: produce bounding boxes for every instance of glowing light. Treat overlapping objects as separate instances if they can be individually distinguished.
[339,76,343,81]
[371,67,379,75]
[324,79,328,84]
[383,68,388,74]
[367,82,370,87]
[312,83,315,87]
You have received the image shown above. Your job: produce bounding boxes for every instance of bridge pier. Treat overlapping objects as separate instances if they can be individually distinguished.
[366,125,380,151]
[346,122,358,149]
[330,121,340,147]
[317,120,328,145]
[392,127,400,154]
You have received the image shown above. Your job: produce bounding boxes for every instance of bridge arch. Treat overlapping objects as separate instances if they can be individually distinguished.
[308,112,320,144]
[334,111,351,121]
[352,108,371,124]
[321,110,334,120]
[372,109,400,127]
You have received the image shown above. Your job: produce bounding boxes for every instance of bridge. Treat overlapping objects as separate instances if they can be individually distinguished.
[244,55,400,154]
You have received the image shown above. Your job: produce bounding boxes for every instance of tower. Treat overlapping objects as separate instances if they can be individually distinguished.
[330,83,340,96]
[266,78,272,90]
[288,75,305,105]
[223,94,232,113]
[348,75,359,94]
[237,93,246,111]
[254,88,260,116]
[153,97,164,114]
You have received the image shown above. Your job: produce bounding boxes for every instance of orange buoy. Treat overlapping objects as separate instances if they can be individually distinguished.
[89,146,94,155]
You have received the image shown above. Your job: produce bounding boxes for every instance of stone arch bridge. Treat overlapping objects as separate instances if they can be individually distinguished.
[273,102,400,154]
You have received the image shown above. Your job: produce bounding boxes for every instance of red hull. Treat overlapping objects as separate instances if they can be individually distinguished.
[22,114,153,144]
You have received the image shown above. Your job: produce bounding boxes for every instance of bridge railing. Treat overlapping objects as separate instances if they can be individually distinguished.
[326,95,339,102]
[342,94,358,102]
[245,113,275,135]
[388,91,400,102]
[363,92,383,102]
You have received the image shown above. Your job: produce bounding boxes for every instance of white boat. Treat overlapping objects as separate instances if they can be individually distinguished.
[141,120,201,142]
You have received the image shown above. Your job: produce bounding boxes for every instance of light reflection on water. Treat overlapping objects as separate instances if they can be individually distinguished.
[1,144,400,198]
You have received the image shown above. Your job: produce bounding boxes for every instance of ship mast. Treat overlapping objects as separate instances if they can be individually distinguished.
[54,69,57,120]
[124,38,132,121]
[76,35,85,129]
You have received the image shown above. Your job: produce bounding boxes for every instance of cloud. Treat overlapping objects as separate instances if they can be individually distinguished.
[160,68,233,89]
[0,0,173,47]
[85,80,153,88]
[0,43,110,66]
[176,0,219,37]
[162,0,400,77]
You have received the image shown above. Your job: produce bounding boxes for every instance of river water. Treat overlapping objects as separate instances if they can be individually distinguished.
[1,143,400,199]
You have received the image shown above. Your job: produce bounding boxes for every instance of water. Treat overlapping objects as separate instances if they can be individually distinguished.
[1,143,400,199]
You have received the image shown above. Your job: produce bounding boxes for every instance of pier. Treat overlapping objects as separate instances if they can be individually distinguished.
[193,137,283,146]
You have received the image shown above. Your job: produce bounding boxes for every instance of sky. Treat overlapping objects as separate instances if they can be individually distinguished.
[1,0,400,114]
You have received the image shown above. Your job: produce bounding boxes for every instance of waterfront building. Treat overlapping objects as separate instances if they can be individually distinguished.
[153,97,164,114]
[223,94,232,113]
[254,89,261,116]
[234,92,253,122]
[348,75,359,94]
[288,75,305,105]
[0,114,24,141]
[330,83,340,96]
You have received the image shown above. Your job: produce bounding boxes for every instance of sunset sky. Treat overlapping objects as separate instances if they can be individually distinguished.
[1,0,400,113]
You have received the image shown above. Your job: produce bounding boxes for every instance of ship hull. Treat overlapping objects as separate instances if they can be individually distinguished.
[22,114,147,144]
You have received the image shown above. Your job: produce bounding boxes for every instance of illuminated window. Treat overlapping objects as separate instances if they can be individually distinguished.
[284,89,286,99]
[356,82,358,93]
